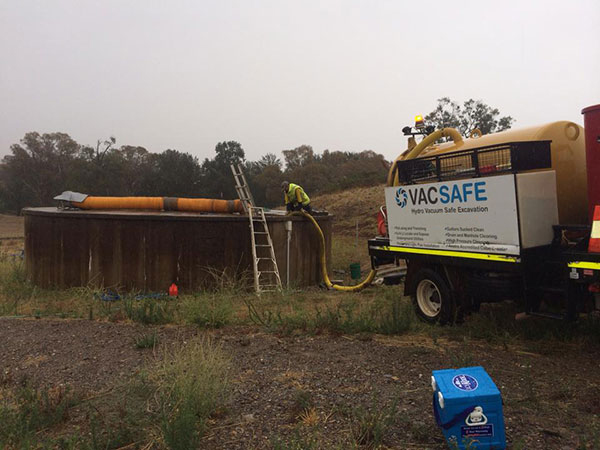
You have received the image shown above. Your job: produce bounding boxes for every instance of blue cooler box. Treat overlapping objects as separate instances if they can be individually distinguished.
[431,366,506,449]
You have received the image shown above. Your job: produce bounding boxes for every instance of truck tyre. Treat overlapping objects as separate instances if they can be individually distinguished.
[412,268,454,325]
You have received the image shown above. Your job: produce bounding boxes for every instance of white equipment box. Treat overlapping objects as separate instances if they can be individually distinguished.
[385,172,558,256]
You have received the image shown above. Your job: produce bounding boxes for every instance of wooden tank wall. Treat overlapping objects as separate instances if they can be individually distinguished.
[23,209,331,291]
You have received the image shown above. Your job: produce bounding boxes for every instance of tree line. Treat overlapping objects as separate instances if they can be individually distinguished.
[0,98,513,213]
[0,132,389,213]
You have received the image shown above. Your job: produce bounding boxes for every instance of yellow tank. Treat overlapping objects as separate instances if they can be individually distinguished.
[399,122,588,224]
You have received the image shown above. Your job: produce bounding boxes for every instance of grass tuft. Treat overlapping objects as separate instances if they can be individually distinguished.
[271,429,319,450]
[135,330,160,349]
[123,297,174,325]
[180,294,234,328]
[0,259,36,315]
[350,401,397,448]
[152,336,231,449]
[0,383,78,448]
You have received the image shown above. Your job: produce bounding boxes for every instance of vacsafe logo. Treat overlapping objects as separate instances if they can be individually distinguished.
[395,188,408,208]
[394,181,488,208]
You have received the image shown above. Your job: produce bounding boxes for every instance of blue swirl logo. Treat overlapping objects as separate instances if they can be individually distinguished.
[452,374,478,391]
[395,188,408,208]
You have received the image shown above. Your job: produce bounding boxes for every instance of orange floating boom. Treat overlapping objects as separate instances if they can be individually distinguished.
[71,196,244,214]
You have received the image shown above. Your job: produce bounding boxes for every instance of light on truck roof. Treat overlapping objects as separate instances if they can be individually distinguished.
[415,114,424,128]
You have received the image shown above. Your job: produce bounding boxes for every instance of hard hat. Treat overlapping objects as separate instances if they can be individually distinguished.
[281,181,289,190]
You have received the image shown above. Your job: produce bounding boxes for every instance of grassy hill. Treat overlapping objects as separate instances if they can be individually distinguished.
[311,184,386,238]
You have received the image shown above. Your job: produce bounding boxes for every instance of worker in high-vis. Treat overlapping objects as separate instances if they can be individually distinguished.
[282,181,312,214]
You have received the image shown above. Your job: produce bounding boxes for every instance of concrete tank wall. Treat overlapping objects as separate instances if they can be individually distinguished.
[22,208,332,291]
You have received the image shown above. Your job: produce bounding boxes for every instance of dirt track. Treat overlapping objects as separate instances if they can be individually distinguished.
[1,318,599,448]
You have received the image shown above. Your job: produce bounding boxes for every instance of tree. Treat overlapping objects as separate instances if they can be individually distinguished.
[73,137,126,196]
[282,145,317,171]
[117,145,153,195]
[200,141,246,199]
[213,141,245,170]
[257,153,282,170]
[144,149,201,197]
[425,97,514,136]
[1,132,83,211]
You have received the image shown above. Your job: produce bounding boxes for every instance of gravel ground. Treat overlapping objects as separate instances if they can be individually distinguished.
[0,318,193,392]
[1,318,599,449]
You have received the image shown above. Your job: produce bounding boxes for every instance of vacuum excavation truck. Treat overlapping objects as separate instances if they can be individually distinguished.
[369,104,600,324]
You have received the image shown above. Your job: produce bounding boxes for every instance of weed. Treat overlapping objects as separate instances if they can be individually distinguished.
[152,336,231,448]
[377,290,417,334]
[298,407,320,427]
[449,438,481,449]
[83,378,152,450]
[202,265,252,294]
[511,439,527,450]
[245,287,419,337]
[180,293,234,328]
[577,431,600,449]
[0,259,36,315]
[447,348,476,368]
[396,410,433,444]
[135,330,160,349]
[271,428,319,450]
[0,383,78,448]
[350,401,397,448]
[290,388,315,423]
[123,296,174,324]
[292,388,313,412]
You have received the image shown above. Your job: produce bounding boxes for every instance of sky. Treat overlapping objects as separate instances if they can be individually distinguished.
[1,0,599,162]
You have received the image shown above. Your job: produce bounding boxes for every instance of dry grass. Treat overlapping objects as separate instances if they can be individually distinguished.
[0,214,24,239]
[311,184,385,237]
[151,336,231,448]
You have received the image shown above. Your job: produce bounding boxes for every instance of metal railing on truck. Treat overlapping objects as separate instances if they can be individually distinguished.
[392,140,552,185]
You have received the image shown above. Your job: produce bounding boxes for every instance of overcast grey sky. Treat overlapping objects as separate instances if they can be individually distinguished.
[1,0,599,162]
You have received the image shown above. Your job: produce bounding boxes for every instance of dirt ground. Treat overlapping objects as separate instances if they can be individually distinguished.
[1,318,598,449]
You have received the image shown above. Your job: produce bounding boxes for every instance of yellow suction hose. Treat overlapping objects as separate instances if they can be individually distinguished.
[386,127,463,186]
[296,127,463,291]
[296,211,376,291]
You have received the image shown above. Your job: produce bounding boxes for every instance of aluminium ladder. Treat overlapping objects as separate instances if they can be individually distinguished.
[230,164,283,294]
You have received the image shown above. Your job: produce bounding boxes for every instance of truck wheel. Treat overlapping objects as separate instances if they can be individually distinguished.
[412,268,454,325]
